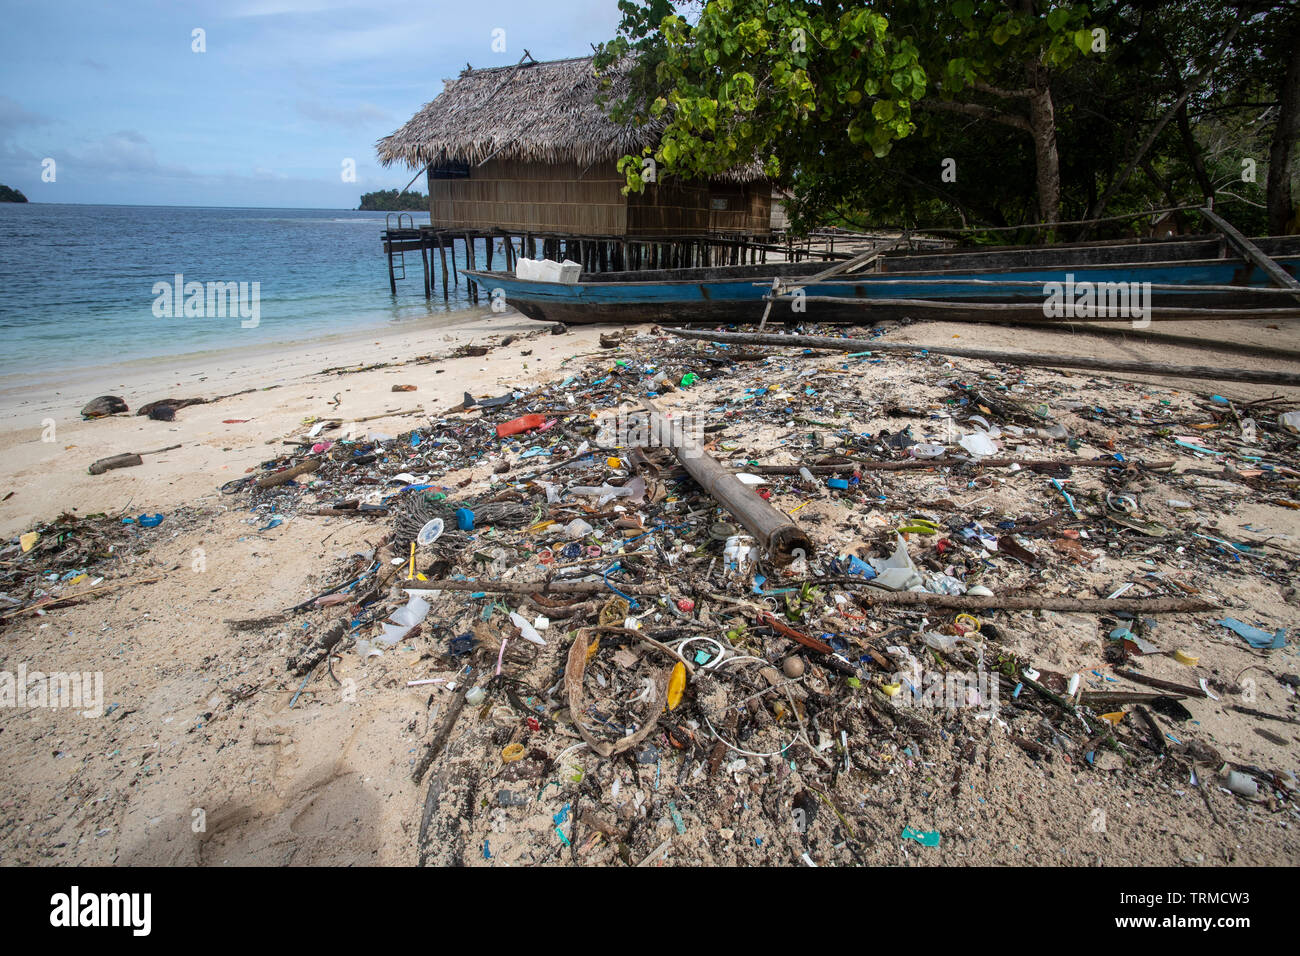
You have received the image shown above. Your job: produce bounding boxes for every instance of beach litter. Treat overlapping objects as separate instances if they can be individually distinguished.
[26,321,1297,867]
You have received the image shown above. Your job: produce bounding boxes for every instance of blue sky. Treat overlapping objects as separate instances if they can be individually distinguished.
[0,0,622,207]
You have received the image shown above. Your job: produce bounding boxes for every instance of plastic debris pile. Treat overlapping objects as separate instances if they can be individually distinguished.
[220,325,1298,866]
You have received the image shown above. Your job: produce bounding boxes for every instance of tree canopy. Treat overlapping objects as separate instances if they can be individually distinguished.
[595,0,1300,238]
[358,189,427,211]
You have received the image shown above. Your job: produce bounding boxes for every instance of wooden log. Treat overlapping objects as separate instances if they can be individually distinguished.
[87,453,142,475]
[255,458,321,488]
[412,665,477,783]
[405,579,664,596]
[1200,205,1300,300]
[1113,667,1208,698]
[0,574,163,621]
[977,319,1300,363]
[739,457,1173,474]
[87,443,182,475]
[287,619,348,675]
[641,397,813,564]
[850,588,1218,613]
[772,294,1300,320]
[664,327,1300,388]
[1081,691,1186,706]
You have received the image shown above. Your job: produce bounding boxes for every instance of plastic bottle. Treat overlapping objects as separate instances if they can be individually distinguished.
[496,414,546,438]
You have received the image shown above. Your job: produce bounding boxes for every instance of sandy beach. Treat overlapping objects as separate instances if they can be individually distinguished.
[0,307,612,539]
[1,309,1296,539]
[0,307,1296,867]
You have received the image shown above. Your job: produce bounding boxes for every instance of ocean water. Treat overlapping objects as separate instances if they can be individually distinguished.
[0,204,485,374]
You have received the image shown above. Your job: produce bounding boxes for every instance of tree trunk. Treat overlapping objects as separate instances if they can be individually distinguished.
[1026,62,1061,226]
[1267,32,1300,235]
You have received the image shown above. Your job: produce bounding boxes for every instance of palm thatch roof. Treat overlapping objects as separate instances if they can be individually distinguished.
[375,55,764,183]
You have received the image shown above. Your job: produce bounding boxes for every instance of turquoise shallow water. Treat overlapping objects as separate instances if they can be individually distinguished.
[0,203,483,374]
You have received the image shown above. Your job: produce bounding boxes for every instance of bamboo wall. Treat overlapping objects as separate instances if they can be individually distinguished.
[427,159,627,234]
[428,159,773,237]
[625,180,771,236]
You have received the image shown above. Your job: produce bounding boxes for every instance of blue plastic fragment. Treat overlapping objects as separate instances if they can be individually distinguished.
[1219,617,1287,649]
[901,826,941,847]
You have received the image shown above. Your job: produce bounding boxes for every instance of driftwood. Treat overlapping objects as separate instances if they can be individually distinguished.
[741,457,1174,475]
[405,579,664,596]
[642,396,813,563]
[1080,691,1186,706]
[1200,206,1300,301]
[287,619,348,676]
[1113,667,1208,698]
[1228,704,1300,725]
[0,574,163,621]
[851,588,1217,613]
[88,444,182,475]
[256,458,321,489]
[412,666,477,783]
[665,328,1300,388]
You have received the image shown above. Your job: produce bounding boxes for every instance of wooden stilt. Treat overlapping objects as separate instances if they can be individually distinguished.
[437,235,449,298]
[463,233,477,302]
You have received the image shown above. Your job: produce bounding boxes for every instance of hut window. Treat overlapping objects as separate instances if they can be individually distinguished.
[430,162,470,179]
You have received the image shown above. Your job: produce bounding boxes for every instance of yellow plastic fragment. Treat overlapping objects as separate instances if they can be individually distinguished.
[19,531,38,553]
[667,661,686,711]
[501,744,525,763]
[1172,649,1199,666]
[1100,712,1125,725]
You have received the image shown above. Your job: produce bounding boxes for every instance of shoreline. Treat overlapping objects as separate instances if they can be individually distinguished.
[0,307,608,538]
[2,310,1298,540]
[0,304,493,430]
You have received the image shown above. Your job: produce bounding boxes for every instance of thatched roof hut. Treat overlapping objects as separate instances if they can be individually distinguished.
[375,55,770,237]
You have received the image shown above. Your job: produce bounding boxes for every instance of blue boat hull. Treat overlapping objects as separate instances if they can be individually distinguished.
[464,240,1300,325]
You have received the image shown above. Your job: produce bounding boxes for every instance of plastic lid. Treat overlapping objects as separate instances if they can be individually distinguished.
[417,518,445,546]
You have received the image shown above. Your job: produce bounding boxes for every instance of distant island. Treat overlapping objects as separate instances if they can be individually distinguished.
[358,189,425,211]
[0,184,28,203]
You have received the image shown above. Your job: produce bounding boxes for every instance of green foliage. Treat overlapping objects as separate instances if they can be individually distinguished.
[596,1,1299,239]
[0,184,29,203]
[358,189,426,211]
